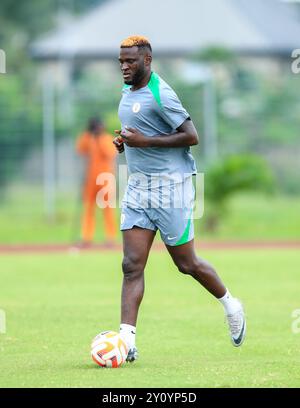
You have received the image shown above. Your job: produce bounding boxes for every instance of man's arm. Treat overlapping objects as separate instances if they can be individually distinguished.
[146,119,198,147]
[76,132,90,155]
[116,119,199,148]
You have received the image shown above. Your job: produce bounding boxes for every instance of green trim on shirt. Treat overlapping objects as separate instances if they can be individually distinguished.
[148,72,162,109]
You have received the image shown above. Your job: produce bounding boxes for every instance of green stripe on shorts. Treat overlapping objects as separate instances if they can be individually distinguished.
[174,211,192,246]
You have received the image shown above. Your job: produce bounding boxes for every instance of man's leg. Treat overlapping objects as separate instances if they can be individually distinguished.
[81,200,95,243]
[166,239,226,298]
[166,239,246,346]
[103,206,117,241]
[120,227,156,359]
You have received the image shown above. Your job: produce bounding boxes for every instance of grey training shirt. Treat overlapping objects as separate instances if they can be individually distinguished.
[118,72,197,186]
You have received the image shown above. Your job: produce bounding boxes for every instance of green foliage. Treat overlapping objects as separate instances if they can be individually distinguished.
[192,46,236,63]
[204,155,274,231]
[206,155,274,201]
[0,0,107,42]
[72,0,108,13]
[0,0,56,42]
[219,77,299,149]
[0,75,42,189]
[0,0,107,189]
[0,0,107,73]
[1,190,300,244]
[66,73,122,138]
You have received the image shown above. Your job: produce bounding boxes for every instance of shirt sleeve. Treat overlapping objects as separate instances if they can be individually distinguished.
[159,87,190,130]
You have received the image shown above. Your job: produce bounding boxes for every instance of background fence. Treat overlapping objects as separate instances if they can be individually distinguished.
[1,44,300,243]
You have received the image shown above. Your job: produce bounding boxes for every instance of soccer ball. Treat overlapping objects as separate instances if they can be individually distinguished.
[91,331,128,368]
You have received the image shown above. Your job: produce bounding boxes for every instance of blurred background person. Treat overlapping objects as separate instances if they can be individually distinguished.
[76,117,117,246]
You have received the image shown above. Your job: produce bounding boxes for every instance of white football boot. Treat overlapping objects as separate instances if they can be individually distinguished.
[226,300,246,347]
[126,347,138,362]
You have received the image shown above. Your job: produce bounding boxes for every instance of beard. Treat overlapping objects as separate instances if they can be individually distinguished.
[125,66,146,86]
[124,79,133,85]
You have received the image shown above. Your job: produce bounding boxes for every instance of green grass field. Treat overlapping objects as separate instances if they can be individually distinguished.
[1,190,300,244]
[0,249,299,388]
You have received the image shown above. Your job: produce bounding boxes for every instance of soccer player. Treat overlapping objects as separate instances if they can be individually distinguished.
[113,36,246,362]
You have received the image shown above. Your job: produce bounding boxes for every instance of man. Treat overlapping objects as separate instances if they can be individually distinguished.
[76,117,117,245]
[113,36,246,362]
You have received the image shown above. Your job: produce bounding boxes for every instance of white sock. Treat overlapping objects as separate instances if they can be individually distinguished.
[119,323,136,349]
[218,290,241,315]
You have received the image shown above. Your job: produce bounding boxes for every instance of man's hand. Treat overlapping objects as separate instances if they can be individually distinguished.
[115,128,149,148]
[113,133,125,153]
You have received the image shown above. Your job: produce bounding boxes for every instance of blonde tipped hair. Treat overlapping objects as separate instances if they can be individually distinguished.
[121,35,152,51]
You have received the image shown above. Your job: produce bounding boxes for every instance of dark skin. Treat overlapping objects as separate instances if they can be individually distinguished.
[115,120,198,148]
[116,45,226,327]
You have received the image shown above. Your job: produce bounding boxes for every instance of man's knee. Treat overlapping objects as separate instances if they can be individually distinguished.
[176,256,204,276]
[176,259,195,275]
[122,255,144,280]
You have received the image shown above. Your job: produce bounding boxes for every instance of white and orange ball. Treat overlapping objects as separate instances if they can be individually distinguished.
[91,331,128,368]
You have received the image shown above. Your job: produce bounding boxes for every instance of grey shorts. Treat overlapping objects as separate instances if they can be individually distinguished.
[120,177,195,246]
